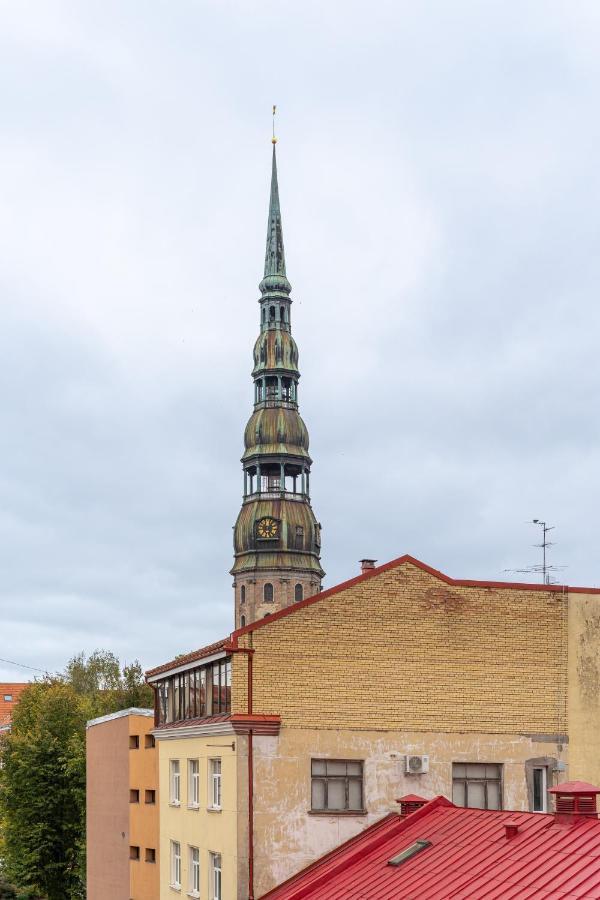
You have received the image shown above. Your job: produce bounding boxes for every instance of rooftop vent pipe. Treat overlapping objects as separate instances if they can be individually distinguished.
[360,559,377,574]
[396,794,427,817]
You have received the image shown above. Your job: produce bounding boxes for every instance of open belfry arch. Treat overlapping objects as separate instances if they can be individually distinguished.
[231,137,324,625]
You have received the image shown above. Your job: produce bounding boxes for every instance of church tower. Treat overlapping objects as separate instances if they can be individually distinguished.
[231,140,324,627]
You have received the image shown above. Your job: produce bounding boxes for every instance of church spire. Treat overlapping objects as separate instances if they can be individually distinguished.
[231,129,324,627]
[264,145,286,279]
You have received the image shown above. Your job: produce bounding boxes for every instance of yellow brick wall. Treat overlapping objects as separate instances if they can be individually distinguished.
[235,561,568,734]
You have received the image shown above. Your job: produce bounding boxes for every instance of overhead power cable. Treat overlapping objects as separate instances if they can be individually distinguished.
[0,656,47,674]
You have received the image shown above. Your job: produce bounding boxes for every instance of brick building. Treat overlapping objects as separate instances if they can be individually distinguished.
[0,683,28,734]
[147,553,600,899]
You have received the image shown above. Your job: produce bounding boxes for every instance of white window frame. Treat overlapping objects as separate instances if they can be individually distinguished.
[188,759,200,808]
[170,759,181,806]
[170,840,181,890]
[210,851,222,900]
[188,845,200,897]
[532,766,548,812]
[209,758,222,810]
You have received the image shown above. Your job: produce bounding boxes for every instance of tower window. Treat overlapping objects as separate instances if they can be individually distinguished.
[240,615,246,627]
[240,585,246,604]
[295,583,303,603]
[262,307,266,323]
[264,583,274,603]
[269,305,275,321]
[280,305,285,322]
[295,525,304,550]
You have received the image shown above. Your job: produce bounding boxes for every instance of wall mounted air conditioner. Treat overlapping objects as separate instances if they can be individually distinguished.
[405,754,429,775]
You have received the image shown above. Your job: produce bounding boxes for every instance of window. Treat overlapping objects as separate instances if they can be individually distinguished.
[145,789,156,804]
[129,735,139,750]
[210,758,222,809]
[155,656,232,725]
[240,615,246,627]
[452,763,502,810]
[129,845,140,860]
[294,583,303,603]
[264,582,274,603]
[129,789,139,803]
[311,759,363,812]
[145,734,155,749]
[3,695,12,702]
[240,585,246,603]
[145,847,156,863]
[189,846,200,896]
[210,852,222,900]
[170,760,181,805]
[533,766,548,812]
[188,759,200,807]
[295,525,304,550]
[170,840,181,889]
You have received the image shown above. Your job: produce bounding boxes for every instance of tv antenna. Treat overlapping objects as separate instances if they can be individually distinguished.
[504,519,566,585]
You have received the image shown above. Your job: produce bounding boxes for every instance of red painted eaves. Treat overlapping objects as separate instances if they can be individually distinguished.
[230,552,600,646]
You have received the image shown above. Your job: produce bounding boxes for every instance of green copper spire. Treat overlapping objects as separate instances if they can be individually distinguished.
[259,143,291,296]
[264,145,286,278]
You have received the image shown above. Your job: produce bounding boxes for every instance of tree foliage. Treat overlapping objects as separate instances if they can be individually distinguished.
[0,651,152,899]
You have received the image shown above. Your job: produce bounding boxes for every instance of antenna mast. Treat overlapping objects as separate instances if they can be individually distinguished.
[504,519,566,585]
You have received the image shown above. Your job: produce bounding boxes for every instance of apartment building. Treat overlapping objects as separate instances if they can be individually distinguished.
[86,708,159,900]
[0,683,28,734]
[147,553,600,898]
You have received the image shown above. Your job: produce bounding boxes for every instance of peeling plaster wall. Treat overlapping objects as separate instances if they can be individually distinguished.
[252,727,567,896]
[569,592,600,783]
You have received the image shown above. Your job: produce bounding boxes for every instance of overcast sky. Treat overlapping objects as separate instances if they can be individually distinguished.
[1,1,599,682]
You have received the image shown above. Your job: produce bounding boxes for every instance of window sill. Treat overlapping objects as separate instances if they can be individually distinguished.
[187,893,200,899]
[169,801,181,808]
[169,885,181,893]
[187,803,200,811]
[207,806,222,813]
[308,809,368,816]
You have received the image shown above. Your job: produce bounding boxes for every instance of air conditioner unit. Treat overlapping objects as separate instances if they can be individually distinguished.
[405,754,429,775]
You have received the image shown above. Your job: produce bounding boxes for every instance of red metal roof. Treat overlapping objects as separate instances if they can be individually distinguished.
[262,795,600,899]
[0,683,28,729]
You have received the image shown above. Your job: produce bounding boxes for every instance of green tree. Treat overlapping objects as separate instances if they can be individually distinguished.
[0,650,153,899]
[0,682,88,900]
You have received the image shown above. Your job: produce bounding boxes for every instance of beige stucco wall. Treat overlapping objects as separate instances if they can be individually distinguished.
[252,726,567,896]
[157,733,241,900]
[569,590,600,783]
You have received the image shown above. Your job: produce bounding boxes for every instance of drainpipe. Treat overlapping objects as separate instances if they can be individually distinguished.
[228,645,255,899]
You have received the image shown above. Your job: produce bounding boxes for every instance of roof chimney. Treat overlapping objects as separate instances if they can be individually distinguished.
[360,559,377,574]
[396,794,427,817]
[504,820,519,839]
[549,781,600,820]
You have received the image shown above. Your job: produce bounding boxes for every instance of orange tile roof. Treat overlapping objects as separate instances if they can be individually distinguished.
[0,683,29,729]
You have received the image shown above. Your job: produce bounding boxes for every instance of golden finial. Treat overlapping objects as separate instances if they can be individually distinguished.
[272,104,277,144]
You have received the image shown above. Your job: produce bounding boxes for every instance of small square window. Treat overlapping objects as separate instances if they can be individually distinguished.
[129,845,140,860]
[145,789,156,804]
[145,848,156,863]
[3,695,12,702]
[145,734,155,749]
[129,789,140,803]
[129,735,139,750]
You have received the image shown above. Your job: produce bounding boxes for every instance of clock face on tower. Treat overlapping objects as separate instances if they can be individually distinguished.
[256,516,280,540]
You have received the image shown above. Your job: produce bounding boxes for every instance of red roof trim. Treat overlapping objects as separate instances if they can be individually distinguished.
[146,638,228,678]
[230,553,600,646]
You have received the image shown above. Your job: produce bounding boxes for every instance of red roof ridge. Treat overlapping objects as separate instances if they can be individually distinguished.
[145,553,600,679]
[230,552,600,645]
